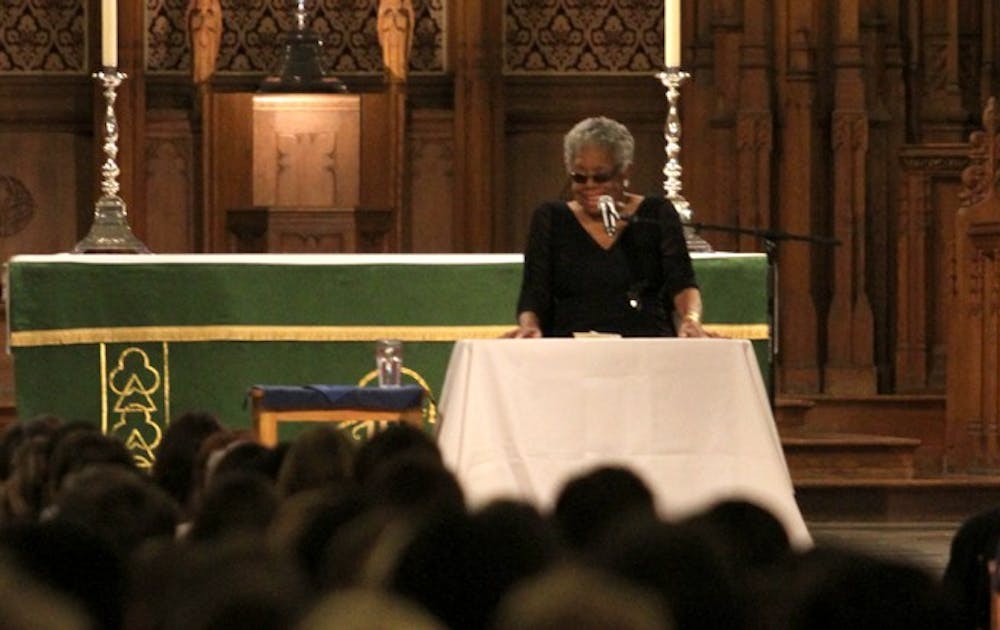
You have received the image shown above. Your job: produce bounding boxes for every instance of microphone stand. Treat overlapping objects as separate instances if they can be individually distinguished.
[688,221,840,409]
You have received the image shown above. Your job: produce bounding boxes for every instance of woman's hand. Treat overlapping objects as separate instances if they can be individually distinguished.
[502,311,543,338]
[502,325,542,338]
[673,288,716,338]
[677,314,708,338]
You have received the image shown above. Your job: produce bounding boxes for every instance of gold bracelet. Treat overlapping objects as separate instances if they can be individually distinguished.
[683,311,701,323]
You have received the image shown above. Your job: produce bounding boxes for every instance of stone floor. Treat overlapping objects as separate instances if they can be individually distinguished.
[806,520,958,577]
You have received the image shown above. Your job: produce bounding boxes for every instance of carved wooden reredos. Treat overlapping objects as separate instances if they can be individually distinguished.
[948,97,1000,472]
[2,0,1000,408]
[960,98,1000,211]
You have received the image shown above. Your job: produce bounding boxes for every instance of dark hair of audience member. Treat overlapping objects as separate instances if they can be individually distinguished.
[684,498,791,574]
[0,518,126,630]
[0,415,62,522]
[492,563,673,630]
[52,463,180,558]
[187,471,280,543]
[46,430,135,506]
[0,555,90,630]
[783,546,958,630]
[0,414,61,481]
[363,452,465,523]
[23,420,97,509]
[318,502,422,591]
[209,440,282,483]
[552,465,657,552]
[941,506,1000,630]
[151,410,223,517]
[352,422,443,486]
[268,486,370,589]
[592,517,747,630]
[41,420,99,469]
[187,428,246,510]
[389,500,558,630]
[1,433,54,524]
[296,587,446,630]
[276,426,355,499]
[128,535,310,630]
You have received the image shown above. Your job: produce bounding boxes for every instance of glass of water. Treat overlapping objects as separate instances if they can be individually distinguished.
[374,339,404,387]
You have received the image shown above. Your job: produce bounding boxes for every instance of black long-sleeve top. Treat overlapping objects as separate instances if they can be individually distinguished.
[516,196,697,337]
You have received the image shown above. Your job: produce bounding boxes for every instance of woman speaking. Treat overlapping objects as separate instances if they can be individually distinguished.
[510,116,710,339]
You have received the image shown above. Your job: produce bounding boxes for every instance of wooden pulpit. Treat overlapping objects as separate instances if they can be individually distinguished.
[948,97,1000,472]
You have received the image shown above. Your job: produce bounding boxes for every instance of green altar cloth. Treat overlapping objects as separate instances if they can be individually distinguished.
[6,253,767,465]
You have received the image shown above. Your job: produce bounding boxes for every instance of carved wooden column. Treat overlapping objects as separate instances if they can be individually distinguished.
[452,0,503,251]
[863,2,907,391]
[685,1,717,237]
[188,0,222,252]
[736,0,773,252]
[703,0,739,250]
[378,0,414,251]
[776,1,821,394]
[824,0,876,394]
[896,145,968,392]
[918,0,965,142]
[980,1,997,106]
[948,97,1000,471]
[105,0,147,243]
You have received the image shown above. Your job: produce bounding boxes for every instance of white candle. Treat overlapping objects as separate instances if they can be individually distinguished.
[101,0,117,68]
[664,0,681,67]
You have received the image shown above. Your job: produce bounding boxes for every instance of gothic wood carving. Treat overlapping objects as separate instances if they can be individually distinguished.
[948,97,1000,471]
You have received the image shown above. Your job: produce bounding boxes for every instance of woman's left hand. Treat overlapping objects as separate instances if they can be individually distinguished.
[677,314,722,338]
[677,317,708,338]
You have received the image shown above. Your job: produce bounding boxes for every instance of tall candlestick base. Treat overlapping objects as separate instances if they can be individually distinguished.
[73,68,150,254]
[657,67,712,253]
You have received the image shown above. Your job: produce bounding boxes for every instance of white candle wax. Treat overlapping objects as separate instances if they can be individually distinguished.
[101,0,117,68]
[664,0,681,67]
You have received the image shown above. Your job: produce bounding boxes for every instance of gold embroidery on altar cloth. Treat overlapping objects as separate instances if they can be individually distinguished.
[358,366,438,427]
[101,343,170,470]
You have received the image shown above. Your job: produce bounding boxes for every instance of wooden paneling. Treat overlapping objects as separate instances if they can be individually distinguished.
[251,94,362,208]
[201,90,253,252]
[226,207,393,254]
[408,109,455,253]
[948,98,1000,472]
[145,110,196,253]
[360,93,393,211]
[896,145,968,393]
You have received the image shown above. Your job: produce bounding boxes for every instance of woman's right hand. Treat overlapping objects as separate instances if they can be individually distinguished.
[513,325,542,338]
[503,311,543,338]
[501,325,542,338]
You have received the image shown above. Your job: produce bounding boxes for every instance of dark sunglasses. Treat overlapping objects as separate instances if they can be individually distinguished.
[569,171,617,184]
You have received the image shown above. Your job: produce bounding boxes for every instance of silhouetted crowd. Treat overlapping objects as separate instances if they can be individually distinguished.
[0,412,984,629]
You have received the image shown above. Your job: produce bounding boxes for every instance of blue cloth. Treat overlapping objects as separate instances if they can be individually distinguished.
[253,384,424,411]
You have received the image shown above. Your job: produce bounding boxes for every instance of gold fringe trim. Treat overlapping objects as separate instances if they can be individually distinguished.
[705,324,769,340]
[10,323,768,347]
[11,325,513,347]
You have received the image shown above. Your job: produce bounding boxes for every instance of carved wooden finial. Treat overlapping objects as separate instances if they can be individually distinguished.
[960,97,1000,207]
[377,0,415,82]
[187,0,223,85]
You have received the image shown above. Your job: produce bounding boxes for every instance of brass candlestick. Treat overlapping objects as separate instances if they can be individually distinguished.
[73,67,150,254]
[657,67,712,252]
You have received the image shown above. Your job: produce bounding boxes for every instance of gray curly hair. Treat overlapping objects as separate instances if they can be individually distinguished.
[563,116,635,173]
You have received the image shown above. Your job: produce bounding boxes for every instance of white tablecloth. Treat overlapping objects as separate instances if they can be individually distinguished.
[436,338,811,547]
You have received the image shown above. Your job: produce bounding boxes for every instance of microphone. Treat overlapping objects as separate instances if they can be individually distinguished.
[599,195,620,236]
